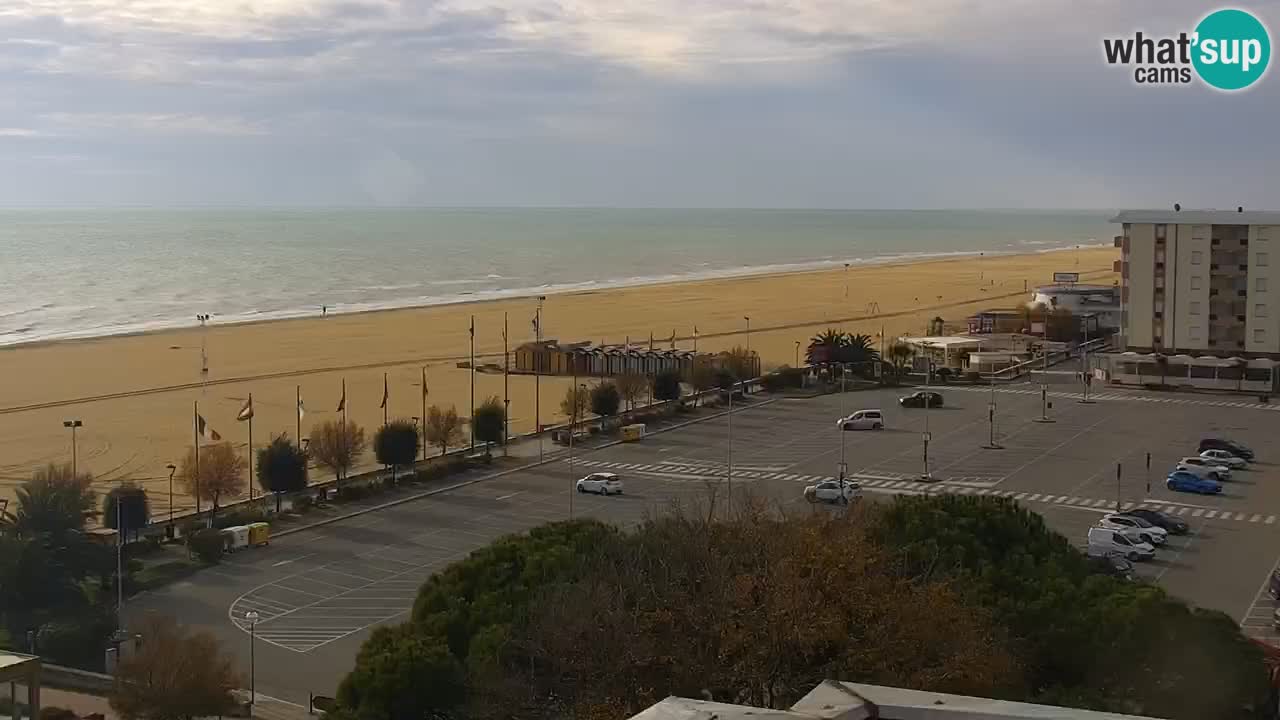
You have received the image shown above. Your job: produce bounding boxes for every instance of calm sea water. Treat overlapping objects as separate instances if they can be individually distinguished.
[0,208,1112,347]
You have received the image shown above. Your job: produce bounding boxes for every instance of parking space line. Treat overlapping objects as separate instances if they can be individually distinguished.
[271,583,331,599]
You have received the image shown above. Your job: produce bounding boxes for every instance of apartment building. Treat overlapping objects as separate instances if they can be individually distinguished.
[1114,209,1280,356]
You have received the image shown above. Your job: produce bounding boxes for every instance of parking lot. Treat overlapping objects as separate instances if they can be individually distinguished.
[135,381,1280,704]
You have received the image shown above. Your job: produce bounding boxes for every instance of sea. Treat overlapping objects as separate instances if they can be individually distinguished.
[0,208,1114,348]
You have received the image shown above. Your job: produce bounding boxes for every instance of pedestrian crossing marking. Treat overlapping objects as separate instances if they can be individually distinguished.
[574,458,1276,525]
[942,384,1278,411]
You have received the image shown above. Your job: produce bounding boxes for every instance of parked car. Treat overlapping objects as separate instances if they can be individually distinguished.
[1087,553,1136,581]
[1087,526,1155,562]
[1175,456,1232,480]
[1199,448,1249,469]
[803,480,861,505]
[1166,471,1223,495]
[1198,438,1255,461]
[576,472,623,495]
[837,409,884,431]
[1098,513,1168,545]
[898,391,943,408]
[1123,508,1189,535]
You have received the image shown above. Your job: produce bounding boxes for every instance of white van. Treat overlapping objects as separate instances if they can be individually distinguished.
[837,409,884,431]
[1087,527,1154,562]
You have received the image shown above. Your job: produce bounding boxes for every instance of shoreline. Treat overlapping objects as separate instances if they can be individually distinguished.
[0,244,1107,354]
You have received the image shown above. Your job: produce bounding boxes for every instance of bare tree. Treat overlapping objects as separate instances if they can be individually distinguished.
[178,442,245,517]
[425,405,465,458]
[110,614,242,720]
[615,373,647,411]
[559,384,590,422]
[309,419,367,485]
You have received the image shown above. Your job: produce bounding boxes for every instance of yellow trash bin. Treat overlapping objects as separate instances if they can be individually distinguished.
[248,522,270,547]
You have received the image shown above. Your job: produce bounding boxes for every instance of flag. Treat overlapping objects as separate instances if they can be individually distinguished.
[336,386,346,413]
[670,330,676,349]
[470,316,474,338]
[236,397,254,422]
[531,314,540,337]
[197,414,221,442]
[649,332,654,351]
[380,375,389,409]
[297,395,306,420]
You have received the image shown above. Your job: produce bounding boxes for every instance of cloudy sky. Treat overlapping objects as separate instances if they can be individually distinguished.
[1,0,1277,208]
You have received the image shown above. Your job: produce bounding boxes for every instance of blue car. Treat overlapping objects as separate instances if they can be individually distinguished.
[1167,470,1223,495]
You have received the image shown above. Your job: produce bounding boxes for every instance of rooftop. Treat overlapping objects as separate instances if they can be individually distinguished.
[1111,209,1280,225]
[628,680,1161,720]
[0,651,39,683]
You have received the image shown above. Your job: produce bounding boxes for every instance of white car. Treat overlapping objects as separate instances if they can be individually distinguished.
[1098,513,1168,546]
[837,409,884,431]
[576,472,623,495]
[1175,457,1232,481]
[1087,527,1155,562]
[803,480,861,505]
[1199,449,1249,469]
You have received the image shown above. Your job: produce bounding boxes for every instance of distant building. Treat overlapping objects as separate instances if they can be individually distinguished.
[1030,283,1120,332]
[513,340,757,379]
[967,309,1025,335]
[628,679,1161,719]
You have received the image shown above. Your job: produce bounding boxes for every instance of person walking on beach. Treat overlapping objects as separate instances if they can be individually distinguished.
[322,305,328,317]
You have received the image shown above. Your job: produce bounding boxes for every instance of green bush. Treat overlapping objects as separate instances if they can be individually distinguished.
[414,457,472,483]
[36,610,114,670]
[188,528,225,564]
[212,505,270,530]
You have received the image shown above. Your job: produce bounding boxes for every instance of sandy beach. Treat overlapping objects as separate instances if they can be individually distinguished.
[0,247,1116,515]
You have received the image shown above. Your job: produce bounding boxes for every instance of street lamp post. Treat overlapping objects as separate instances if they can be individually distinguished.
[839,363,848,491]
[166,464,177,528]
[726,383,734,515]
[63,420,82,475]
[568,381,586,519]
[922,347,933,481]
[743,316,751,354]
[245,611,259,705]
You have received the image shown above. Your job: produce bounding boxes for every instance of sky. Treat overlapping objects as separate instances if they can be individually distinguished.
[1,0,1278,208]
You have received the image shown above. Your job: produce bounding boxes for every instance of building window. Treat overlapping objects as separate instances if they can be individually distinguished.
[1191,276,1203,290]
[1191,250,1204,265]
[1255,329,1266,343]
[1190,301,1202,315]
[1156,224,1167,240]
[1257,304,1268,318]
[1258,277,1269,292]
[1189,325,1202,340]
[1259,252,1270,266]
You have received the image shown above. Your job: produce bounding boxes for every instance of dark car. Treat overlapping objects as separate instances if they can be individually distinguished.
[1198,438,1255,461]
[1123,509,1189,535]
[1088,553,1136,581]
[899,391,943,408]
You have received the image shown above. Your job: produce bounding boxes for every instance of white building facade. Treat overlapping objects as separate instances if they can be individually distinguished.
[1109,209,1280,391]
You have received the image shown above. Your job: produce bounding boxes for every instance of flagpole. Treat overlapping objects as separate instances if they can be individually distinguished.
[341,378,348,483]
[296,385,301,447]
[503,312,510,457]
[469,315,476,452]
[535,303,542,463]
[383,372,388,428]
[248,394,254,502]
[193,401,201,517]
[420,367,427,463]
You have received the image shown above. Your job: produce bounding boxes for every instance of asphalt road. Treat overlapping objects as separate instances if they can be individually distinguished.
[131,382,1280,704]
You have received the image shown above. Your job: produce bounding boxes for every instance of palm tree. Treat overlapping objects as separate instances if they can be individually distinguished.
[838,333,881,368]
[886,342,914,381]
[806,328,847,366]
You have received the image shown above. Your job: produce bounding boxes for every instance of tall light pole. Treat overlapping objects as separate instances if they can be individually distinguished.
[922,345,933,481]
[535,297,545,463]
[743,316,751,354]
[838,363,849,491]
[196,314,210,377]
[726,381,734,516]
[568,379,585,518]
[244,611,259,705]
[62,420,82,475]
